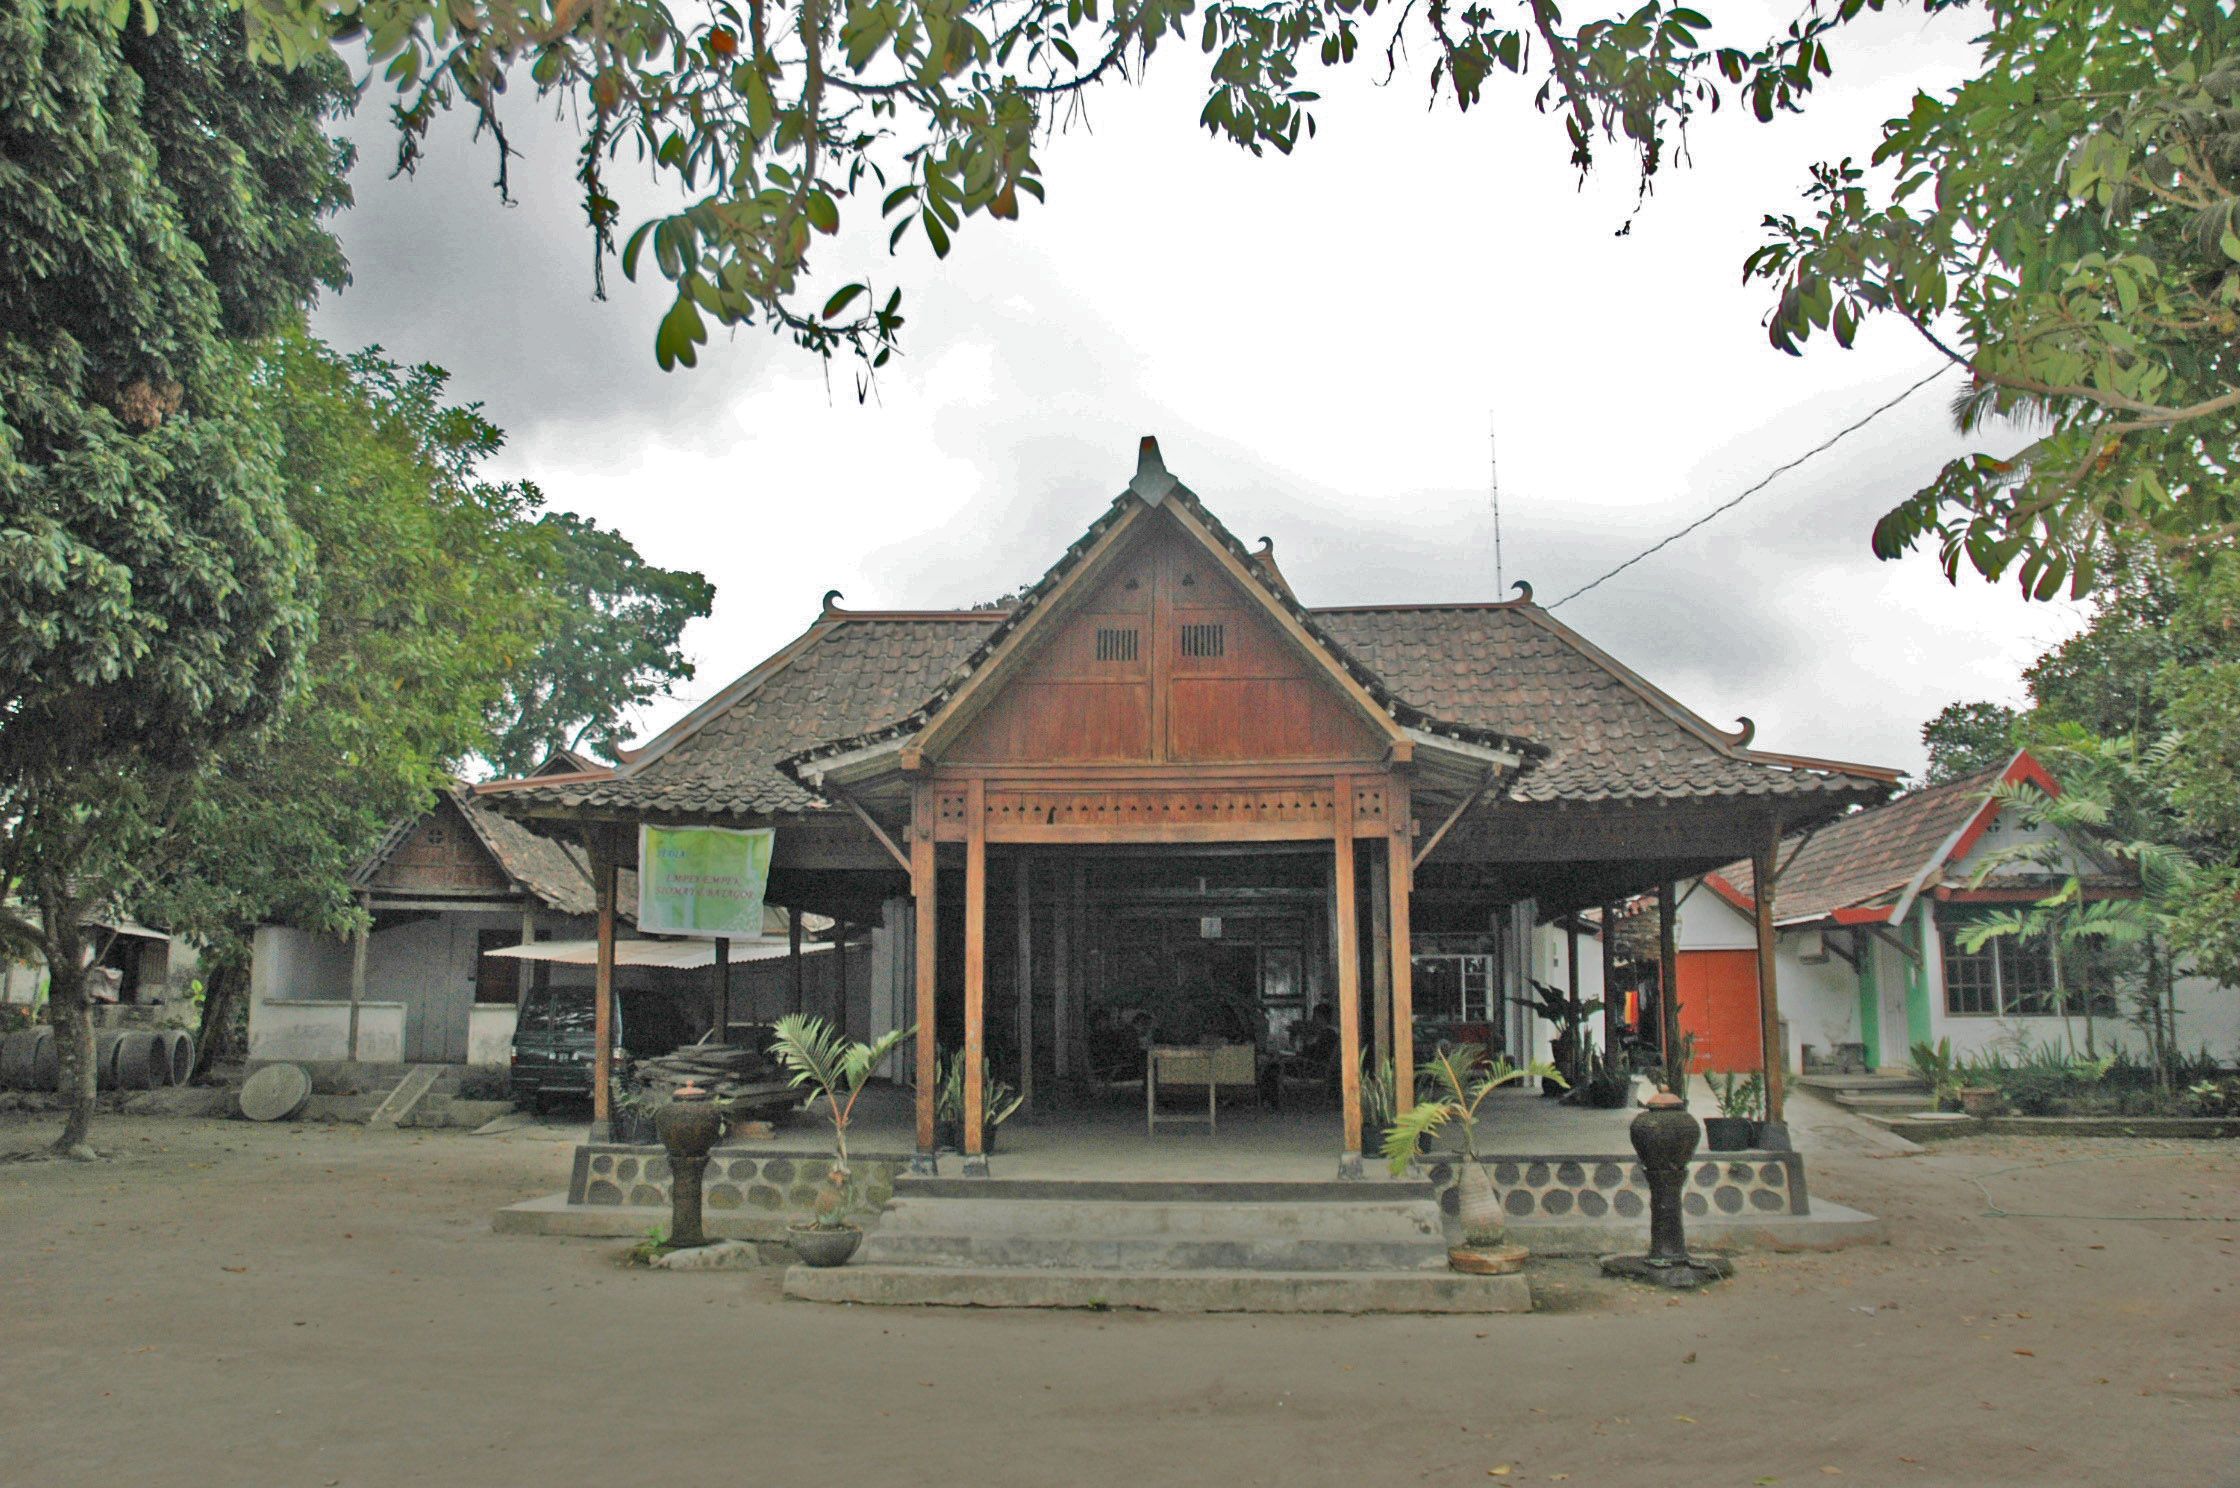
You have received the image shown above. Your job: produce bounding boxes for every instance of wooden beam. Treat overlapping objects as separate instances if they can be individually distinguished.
[1657,880,1681,1085]
[1052,859,1071,1081]
[1387,772,1415,1120]
[1015,852,1034,1116]
[714,936,731,1040]
[962,778,989,1170]
[517,906,535,1007]
[1564,914,1582,1085]
[829,784,910,873]
[1412,765,1502,870]
[788,906,805,1014]
[1755,818,1788,1126]
[1367,848,1392,1078]
[592,841,618,1131]
[835,918,850,1034]
[1601,902,1620,1063]
[1334,775,1364,1173]
[347,893,369,1063]
[910,779,939,1164]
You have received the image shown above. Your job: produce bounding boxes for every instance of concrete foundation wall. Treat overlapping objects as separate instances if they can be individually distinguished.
[467,1004,518,1066]
[247,999,406,1063]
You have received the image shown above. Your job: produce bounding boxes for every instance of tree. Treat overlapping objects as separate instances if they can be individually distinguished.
[1918,700,2018,787]
[143,331,554,1074]
[149,0,1873,384]
[0,0,351,1156]
[485,512,714,776]
[1749,2,2240,597]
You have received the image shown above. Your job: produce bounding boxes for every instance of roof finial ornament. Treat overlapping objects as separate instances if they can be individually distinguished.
[1129,435,1176,507]
[1728,716,1757,748]
[1510,579,1533,603]
[821,589,846,615]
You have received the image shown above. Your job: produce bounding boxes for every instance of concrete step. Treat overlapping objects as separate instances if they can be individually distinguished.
[878,1195,1443,1240]
[897,1177,1433,1203]
[1830,1090,1941,1111]
[861,1231,1447,1273]
[367,1064,443,1127]
[858,1188,1450,1274]
[1796,1073,1931,1097]
[784,1263,1531,1313]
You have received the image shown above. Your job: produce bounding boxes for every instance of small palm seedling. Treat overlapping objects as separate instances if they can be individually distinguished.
[769,1014,913,1227]
[1381,1044,1561,1246]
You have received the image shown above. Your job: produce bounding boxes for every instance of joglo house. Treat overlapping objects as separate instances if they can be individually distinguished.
[476,437,1923,1175]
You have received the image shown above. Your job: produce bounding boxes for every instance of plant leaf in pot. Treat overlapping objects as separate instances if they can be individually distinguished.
[1382,1043,1564,1246]
[769,1013,914,1267]
[1704,1070,1765,1151]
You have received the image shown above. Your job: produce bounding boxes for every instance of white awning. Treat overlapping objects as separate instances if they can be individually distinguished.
[482,936,831,970]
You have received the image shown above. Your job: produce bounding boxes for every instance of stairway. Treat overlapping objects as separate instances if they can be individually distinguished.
[1795,1072,1937,1113]
[783,1178,1532,1313]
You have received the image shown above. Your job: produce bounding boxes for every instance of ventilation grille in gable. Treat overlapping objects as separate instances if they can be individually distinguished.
[1094,627,1140,662]
[1180,623,1226,659]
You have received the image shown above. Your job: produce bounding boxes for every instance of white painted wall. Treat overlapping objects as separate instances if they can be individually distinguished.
[1922,901,2240,1064]
[467,1004,518,1066]
[1526,916,1608,1067]
[247,999,406,1063]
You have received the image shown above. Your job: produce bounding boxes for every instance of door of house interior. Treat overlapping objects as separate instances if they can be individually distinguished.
[1676,950,1763,1073]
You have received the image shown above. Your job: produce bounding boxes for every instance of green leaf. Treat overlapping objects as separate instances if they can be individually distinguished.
[822,283,867,320]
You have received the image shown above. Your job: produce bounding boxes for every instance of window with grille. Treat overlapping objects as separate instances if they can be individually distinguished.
[1941,924,1999,1015]
[1180,623,1226,659]
[1941,915,2069,1017]
[1093,627,1139,662]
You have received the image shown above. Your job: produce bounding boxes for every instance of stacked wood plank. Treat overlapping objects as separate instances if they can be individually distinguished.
[624,1043,802,1122]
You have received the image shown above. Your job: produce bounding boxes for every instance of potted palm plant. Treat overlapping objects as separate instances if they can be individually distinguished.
[768,1013,914,1268]
[1381,1044,1561,1259]
[931,1049,1027,1154]
[1704,1070,1764,1151]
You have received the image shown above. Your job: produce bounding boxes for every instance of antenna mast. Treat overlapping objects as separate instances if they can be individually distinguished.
[1489,414,1505,597]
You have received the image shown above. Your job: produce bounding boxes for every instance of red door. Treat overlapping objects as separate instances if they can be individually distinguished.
[1676,951,1762,1073]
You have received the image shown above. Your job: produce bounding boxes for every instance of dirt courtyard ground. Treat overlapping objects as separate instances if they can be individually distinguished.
[2,1110,2234,1488]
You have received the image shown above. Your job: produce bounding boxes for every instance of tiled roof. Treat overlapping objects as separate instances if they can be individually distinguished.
[1315,604,1887,804]
[485,616,998,818]
[1708,763,2009,924]
[480,443,1894,824]
[355,785,601,915]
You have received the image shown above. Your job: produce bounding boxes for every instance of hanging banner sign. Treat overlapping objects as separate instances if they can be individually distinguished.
[637,824,774,938]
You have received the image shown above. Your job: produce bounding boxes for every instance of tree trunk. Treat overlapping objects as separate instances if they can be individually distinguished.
[192,957,247,1080]
[44,934,97,1159]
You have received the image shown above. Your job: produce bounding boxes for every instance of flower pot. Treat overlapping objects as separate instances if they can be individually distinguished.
[1452,1158,1506,1246]
[1958,1086,2004,1118]
[786,1223,863,1268]
[1703,1116,1756,1151]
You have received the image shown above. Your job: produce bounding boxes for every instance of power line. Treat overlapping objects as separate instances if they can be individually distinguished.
[1489,413,1505,598]
[1546,365,1955,611]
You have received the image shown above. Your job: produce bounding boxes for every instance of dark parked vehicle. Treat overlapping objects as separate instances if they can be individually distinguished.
[510,984,620,1110]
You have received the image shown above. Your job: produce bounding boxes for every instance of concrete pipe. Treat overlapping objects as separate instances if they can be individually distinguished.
[0,1029,44,1090]
[93,1030,126,1090]
[112,1031,161,1091]
[159,1029,195,1086]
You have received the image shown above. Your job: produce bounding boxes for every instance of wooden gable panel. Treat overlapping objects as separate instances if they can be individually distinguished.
[368,799,514,895]
[944,514,1384,767]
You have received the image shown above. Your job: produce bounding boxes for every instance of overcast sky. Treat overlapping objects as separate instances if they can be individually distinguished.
[311,1,2082,779]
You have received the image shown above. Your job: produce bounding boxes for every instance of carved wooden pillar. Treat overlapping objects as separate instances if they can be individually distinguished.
[1387,772,1415,1118]
[591,830,618,1135]
[1334,776,1363,1176]
[962,777,989,1174]
[1755,816,1789,1138]
[910,779,938,1167]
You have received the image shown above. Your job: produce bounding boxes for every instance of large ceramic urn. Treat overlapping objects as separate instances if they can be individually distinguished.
[655,1081,725,1249]
[1628,1089,1700,1264]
